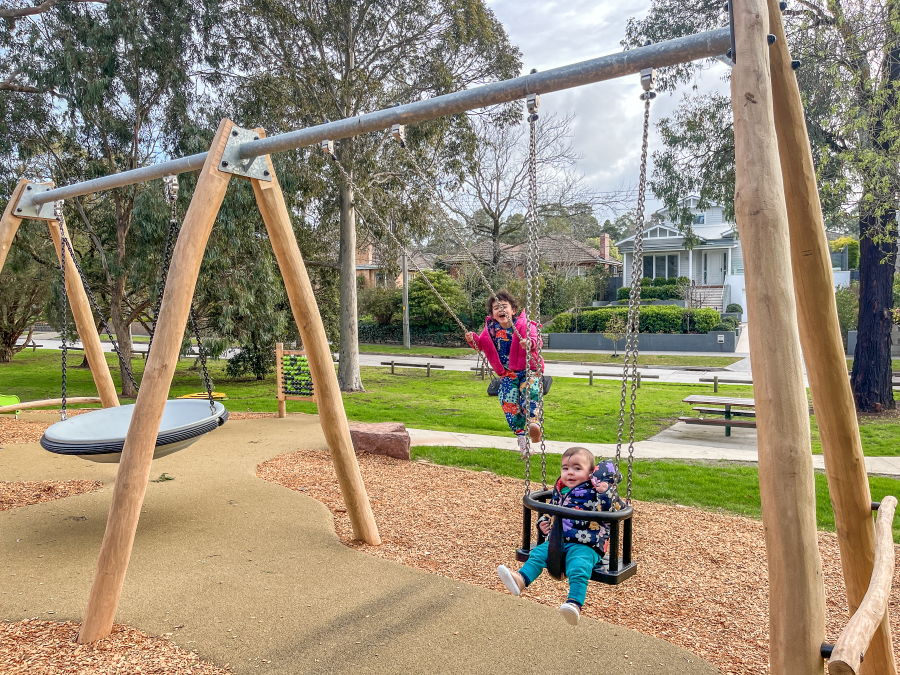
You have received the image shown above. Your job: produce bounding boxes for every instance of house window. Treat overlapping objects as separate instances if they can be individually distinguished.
[694,214,705,224]
[643,256,653,279]
[667,255,678,278]
[655,256,666,278]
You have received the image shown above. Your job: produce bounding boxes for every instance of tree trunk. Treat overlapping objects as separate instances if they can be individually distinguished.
[851,213,897,412]
[337,147,364,392]
[0,344,15,363]
[110,297,136,398]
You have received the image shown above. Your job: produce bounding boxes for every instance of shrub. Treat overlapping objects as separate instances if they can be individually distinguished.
[830,236,860,269]
[834,283,859,345]
[617,286,631,301]
[545,312,574,333]
[568,306,719,334]
[711,322,734,332]
[721,316,739,330]
[641,277,653,287]
[726,303,743,314]
[603,313,628,356]
[677,276,691,285]
[358,286,401,325]
[409,270,468,329]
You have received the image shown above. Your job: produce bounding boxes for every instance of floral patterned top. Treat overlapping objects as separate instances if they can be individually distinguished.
[487,319,514,373]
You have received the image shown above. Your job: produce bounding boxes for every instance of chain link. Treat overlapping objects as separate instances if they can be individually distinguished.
[155,175,216,413]
[615,90,654,504]
[55,202,68,421]
[395,148,529,346]
[328,153,472,339]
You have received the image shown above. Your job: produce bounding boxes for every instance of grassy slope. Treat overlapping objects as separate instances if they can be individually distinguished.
[412,446,900,543]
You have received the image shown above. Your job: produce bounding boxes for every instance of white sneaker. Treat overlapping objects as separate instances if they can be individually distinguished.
[559,602,580,626]
[516,434,528,457]
[497,565,525,596]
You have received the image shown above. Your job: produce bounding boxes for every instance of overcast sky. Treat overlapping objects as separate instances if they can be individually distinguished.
[485,0,731,216]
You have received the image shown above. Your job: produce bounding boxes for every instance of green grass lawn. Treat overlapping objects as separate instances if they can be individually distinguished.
[412,446,900,542]
[360,343,743,368]
[847,358,900,371]
[4,350,899,455]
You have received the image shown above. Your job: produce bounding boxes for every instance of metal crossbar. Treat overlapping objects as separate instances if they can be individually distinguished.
[19,29,730,208]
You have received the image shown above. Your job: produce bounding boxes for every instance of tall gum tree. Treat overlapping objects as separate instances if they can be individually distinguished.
[226,0,520,391]
[625,0,900,412]
[2,0,215,397]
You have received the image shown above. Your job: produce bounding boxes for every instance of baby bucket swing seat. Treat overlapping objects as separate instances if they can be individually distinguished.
[40,180,227,463]
[514,65,656,587]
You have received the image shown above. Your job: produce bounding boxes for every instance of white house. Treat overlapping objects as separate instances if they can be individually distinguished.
[616,196,853,318]
[615,197,742,312]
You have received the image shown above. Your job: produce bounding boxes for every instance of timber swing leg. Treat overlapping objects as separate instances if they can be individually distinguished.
[0,179,118,409]
[765,0,897,672]
[250,133,380,546]
[78,119,381,644]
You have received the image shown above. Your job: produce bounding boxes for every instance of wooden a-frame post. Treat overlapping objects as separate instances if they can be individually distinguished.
[0,179,119,408]
[730,0,826,672]
[77,119,379,643]
[766,1,897,672]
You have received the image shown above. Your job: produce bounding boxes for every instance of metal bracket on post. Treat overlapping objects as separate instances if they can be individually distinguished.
[13,182,57,220]
[526,69,540,122]
[219,125,272,181]
[321,139,334,156]
[391,123,406,148]
[640,45,657,101]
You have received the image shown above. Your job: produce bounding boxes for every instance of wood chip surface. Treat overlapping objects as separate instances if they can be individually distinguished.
[0,479,103,511]
[0,619,231,674]
[258,449,900,675]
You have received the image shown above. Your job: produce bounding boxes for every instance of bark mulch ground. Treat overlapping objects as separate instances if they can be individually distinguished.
[0,479,103,512]
[257,448,900,675]
[0,412,272,674]
[0,620,232,674]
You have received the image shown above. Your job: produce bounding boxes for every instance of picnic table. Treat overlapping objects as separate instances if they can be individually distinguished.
[680,394,757,437]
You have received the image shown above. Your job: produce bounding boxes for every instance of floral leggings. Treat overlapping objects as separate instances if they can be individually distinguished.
[499,370,542,435]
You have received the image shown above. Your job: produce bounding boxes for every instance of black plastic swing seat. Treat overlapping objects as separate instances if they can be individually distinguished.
[40,399,228,463]
[515,489,637,586]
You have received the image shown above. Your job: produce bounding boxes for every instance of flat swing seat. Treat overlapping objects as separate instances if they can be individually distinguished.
[40,399,228,463]
[176,391,228,400]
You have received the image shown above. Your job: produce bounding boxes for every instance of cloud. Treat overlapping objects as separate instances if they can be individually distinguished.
[486,0,731,213]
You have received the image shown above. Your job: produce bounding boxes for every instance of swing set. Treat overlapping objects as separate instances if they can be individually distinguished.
[0,2,896,672]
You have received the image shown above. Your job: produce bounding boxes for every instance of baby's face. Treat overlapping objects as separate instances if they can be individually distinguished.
[561,453,593,488]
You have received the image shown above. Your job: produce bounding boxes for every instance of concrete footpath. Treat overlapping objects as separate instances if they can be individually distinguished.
[1,416,716,675]
[408,424,900,477]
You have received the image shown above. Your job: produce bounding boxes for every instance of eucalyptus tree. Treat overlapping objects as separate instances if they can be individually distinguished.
[625,0,900,412]
[224,0,520,391]
[1,0,219,397]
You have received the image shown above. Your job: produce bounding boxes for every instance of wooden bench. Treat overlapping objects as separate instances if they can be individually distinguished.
[680,416,757,429]
[16,341,43,352]
[681,394,757,437]
[692,406,756,417]
[380,361,445,376]
[59,344,149,359]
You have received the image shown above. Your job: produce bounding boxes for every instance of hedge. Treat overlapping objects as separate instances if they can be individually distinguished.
[358,322,469,347]
[546,306,720,334]
[617,284,683,301]
[725,303,743,314]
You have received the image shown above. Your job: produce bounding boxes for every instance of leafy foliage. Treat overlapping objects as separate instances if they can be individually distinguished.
[549,306,720,334]
[408,269,469,329]
[835,283,859,345]
[830,236,860,270]
[359,286,402,326]
[725,303,743,314]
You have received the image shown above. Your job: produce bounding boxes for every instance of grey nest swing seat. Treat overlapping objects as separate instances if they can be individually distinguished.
[40,399,228,463]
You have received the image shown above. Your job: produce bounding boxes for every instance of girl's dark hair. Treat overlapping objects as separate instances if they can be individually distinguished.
[486,290,518,316]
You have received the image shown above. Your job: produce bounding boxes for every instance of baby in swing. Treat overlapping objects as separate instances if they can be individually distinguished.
[497,447,624,626]
[465,290,544,455]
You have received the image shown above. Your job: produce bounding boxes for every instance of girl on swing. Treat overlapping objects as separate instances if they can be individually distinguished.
[465,291,544,455]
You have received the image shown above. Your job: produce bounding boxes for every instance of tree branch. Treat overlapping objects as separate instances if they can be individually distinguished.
[0,0,107,20]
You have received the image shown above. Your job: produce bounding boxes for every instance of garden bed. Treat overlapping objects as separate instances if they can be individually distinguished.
[548,330,738,352]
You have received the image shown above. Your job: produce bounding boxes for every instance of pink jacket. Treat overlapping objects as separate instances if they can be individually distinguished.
[469,310,544,376]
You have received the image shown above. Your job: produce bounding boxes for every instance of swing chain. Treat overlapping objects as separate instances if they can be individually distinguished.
[55,201,140,397]
[158,175,216,413]
[393,144,528,345]
[55,201,68,421]
[327,149,471,338]
[523,88,547,491]
[615,83,654,503]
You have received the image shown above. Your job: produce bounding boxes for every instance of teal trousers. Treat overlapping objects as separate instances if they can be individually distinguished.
[518,541,599,605]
